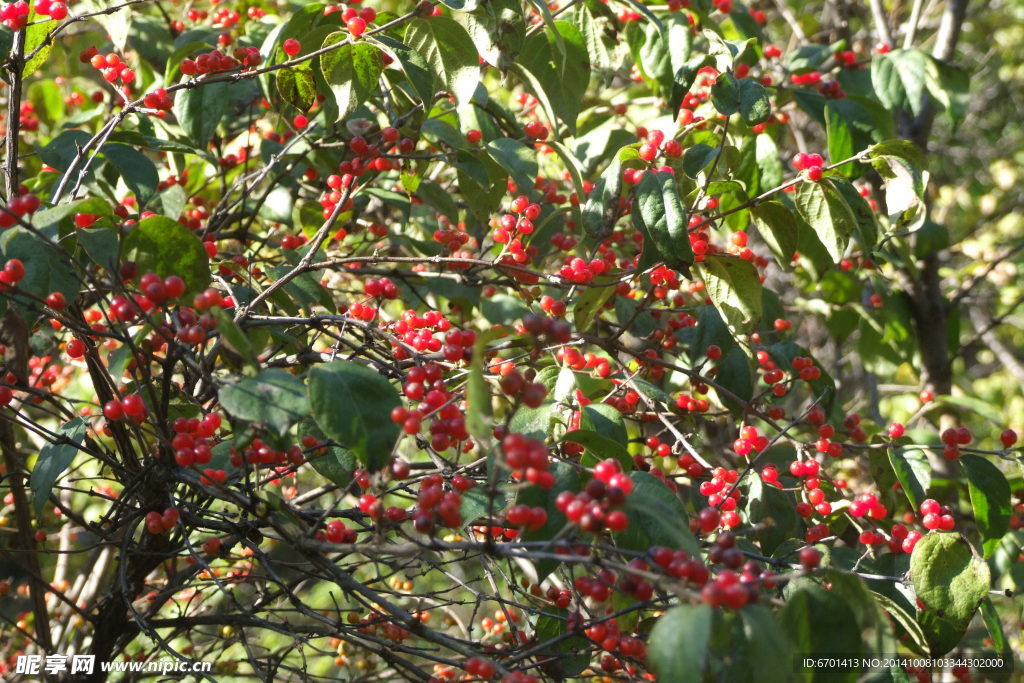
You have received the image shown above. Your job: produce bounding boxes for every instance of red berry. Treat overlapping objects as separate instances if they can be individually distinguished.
[282,39,301,57]
[66,338,86,359]
[799,547,822,569]
[347,17,367,36]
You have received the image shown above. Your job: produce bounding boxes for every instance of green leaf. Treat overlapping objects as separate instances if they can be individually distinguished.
[928,58,969,127]
[786,43,833,73]
[750,201,798,267]
[581,153,623,239]
[573,2,612,78]
[889,447,931,511]
[869,144,925,227]
[372,35,436,108]
[518,460,580,580]
[210,308,256,363]
[647,604,714,683]
[716,346,753,413]
[710,74,771,125]
[532,609,590,678]
[625,20,673,94]
[741,606,794,683]
[459,486,511,524]
[172,81,238,148]
[745,475,797,554]
[321,37,383,120]
[486,137,538,197]
[404,16,480,106]
[871,49,931,117]
[960,454,1012,553]
[979,598,1011,661]
[871,591,932,656]
[830,177,879,252]
[561,429,631,469]
[101,144,160,208]
[682,143,719,178]
[572,281,615,332]
[0,229,79,313]
[633,170,693,274]
[617,472,700,556]
[781,584,862,682]
[910,532,991,655]
[23,15,56,76]
[755,133,783,189]
[518,20,590,132]
[308,444,357,488]
[698,254,762,335]
[76,226,119,274]
[793,179,856,262]
[219,369,309,436]
[468,329,503,444]
[121,216,211,297]
[307,360,403,472]
[276,64,319,112]
[580,403,628,447]
[30,418,87,517]
[688,304,735,361]
[825,103,855,175]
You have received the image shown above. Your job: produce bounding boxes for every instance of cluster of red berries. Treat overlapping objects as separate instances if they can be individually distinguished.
[170,414,221,467]
[557,347,612,378]
[0,189,41,227]
[180,47,259,77]
[919,498,956,531]
[279,233,309,249]
[701,534,771,609]
[697,472,742,528]
[638,129,682,162]
[498,369,547,408]
[848,491,887,519]
[228,438,303,470]
[519,313,572,346]
[554,459,633,533]
[142,88,174,112]
[792,152,826,181]
[463,658,497,680]
[320,172,356,220]
[392,365,470,452]
[102,393,149,423]
[144,507,179,535]
[0,258,26,287]
[656,540,716,580]
[503,503,548,531]
[323,5,378,35]
[316,519,358,545]
[201,536,224,555]
[732,424,770,458]
[0,0,30,29]
[557,255,611,284]
[494,195,540,243]
[523,120,549,141]
[432,218,472,253]
[409,473,468,533]
[939,426,973,459]
[364,277,399,300]
[501,432,554,488]
[86,52,136,85]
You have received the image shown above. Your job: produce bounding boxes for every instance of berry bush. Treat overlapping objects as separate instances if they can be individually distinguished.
[0,0,1021,681]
